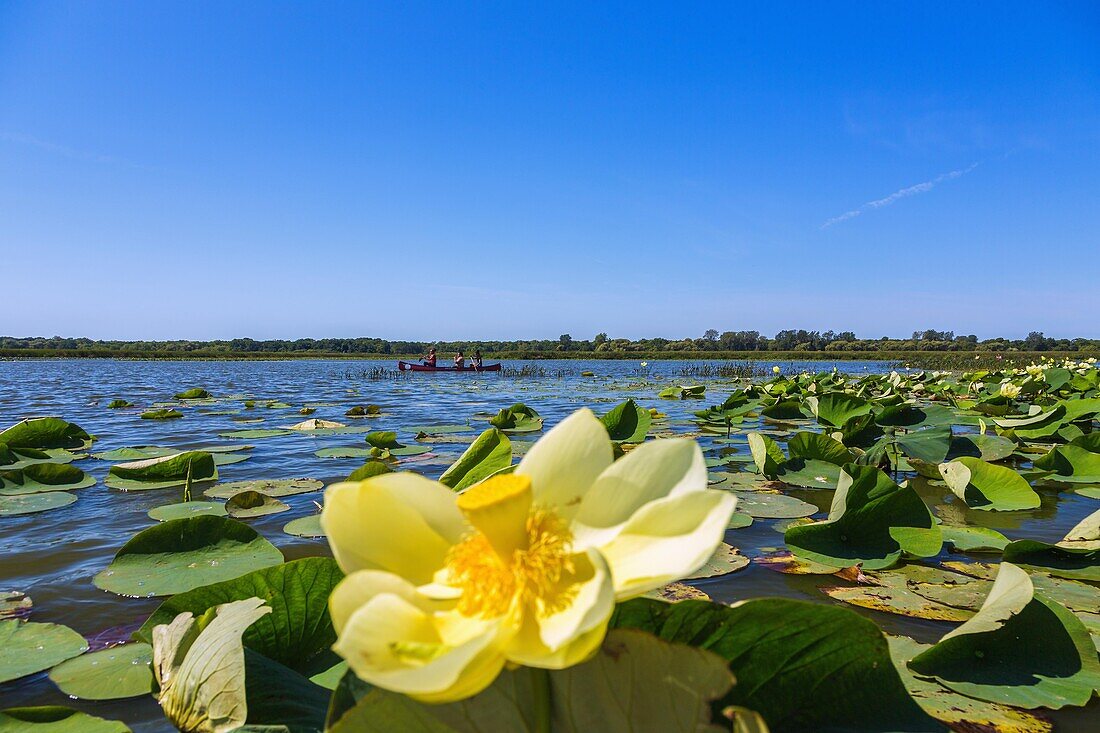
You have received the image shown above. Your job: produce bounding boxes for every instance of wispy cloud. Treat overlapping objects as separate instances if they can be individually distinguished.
[821,162,979,229]
[0,131,154,170]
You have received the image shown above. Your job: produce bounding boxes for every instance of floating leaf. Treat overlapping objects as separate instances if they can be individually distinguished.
[1,591,31,620]
[599,399,652,443]
[0,463,95,495]
[174,388,211,399]
[785,464,941,569]
[93,516,283,597]
[0,707,130,733]
[347,461,392,481]
[148,501,227,521]
[0,492,77,516]
[283,514,325,538]
[643,582,711,602]
[786,431,853,465]
[226,490,290,518]
[610,597,939,732]
[807,393,872,428]
[0,620,88,683]
[218,428,292,439]
[731,490,817,519]
[1001,539,1100,581]
[941,525,1010,553]
[887,635,1054,732]
[0,417,93,450]
[140,408,183,420]
[939,457,1040,511]
[908,563,1100,709]
[821,583,976,622]
[48,643,153,700]
[683,543,749,579]
[438,428,512,490]
[136,557,343,675]
[204,478,323,499]
[106,451,217,491]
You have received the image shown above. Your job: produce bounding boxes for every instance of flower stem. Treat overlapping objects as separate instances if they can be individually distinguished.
[532,668,551,733]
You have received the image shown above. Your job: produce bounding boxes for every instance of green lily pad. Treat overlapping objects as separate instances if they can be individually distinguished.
[787,431,853,465]
[808,393,872,428]
[0,620,88,683]
[225,490,290,518]
[0,492,77,516]
[941,526,1010,553]
[283,514,325,538]
[106,399,133,409]
[0,446,83,471]
[174,388,211,399]
[683,543,749,579]
[731,490,817,519]
[406,424,474,435]
[887,636,1055,732]
[438,428,511,490]
[0,464,95,495]
[141,408,184,420]
[0,707,130,733]
[727,512,754,529]
[347,461,392,481]
[105,451,217,491]
[821,581,975,622]
[48,643,153,700]
[908,563,1100,709]
[0,417,93,450]
[93,516,283,597]
[204,478,323,499]
[599,399,651,443]
[1001,539,1100,581]
[939,457,1040,511]
[1033,444,1100,483]
[135,557,343,675]
[148,501,227,521]
[785,464,941,569]
[1,591,31,621]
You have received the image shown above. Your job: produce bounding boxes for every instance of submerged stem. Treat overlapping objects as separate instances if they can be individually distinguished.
[532,667,551,733]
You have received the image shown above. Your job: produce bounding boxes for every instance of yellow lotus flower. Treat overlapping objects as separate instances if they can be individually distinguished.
[772,365,781,374]
[321,409,735,702]
[1000,382,1021,399]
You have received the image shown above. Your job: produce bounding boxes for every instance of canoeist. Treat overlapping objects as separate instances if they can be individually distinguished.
[472,349,483,368]
[454,351,465,368]
[422,348,437,367]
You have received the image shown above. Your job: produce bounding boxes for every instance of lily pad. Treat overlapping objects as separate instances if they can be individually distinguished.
[0,464,95,495]
[225,490,290,518]
[204,478,323,499]
[283,514,325,538]
[887,635,1054,732]
[808,393,872,428]
[643,582,711,602]
[438,428,512,490]
[0,620,88,683]
[941,526,1010,553]
[599,399,651,443]
[0,492,77,516]
[347,461,392,481]
[1033,444,1100,483]
[48,643,153,700]
[0,417,93,450]
[93,516,283,597]
[907,563,1100,709]
[939,457,1040,511]
[1,591,31,620]
[148,501,227,521]
[1001,539,1100,581]
[106,451,217,491]
[731,490,817,519]
[785,464,941,569]
[683,543,749,579]
[140,408,183,420]
[0,707,130,733]
[174,388,211,399]
[821,582,975,622]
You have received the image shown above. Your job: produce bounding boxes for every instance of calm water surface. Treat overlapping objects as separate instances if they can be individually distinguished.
[1,359,1096,731]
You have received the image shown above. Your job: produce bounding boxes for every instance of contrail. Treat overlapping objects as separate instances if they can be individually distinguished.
[821,162,979,229]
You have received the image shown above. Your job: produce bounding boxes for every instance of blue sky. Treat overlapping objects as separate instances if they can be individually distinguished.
[2,2,1098,340]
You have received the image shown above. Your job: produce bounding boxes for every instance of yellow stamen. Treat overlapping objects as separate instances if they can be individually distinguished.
[455,474,533,558]
[446,508,576,619]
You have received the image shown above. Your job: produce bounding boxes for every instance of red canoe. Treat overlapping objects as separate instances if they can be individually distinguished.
[398,361,502,373]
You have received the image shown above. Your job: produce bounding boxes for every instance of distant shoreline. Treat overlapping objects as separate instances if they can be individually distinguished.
[1,349,1088,370]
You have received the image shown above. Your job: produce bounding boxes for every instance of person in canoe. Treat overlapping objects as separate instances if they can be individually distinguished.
[454,351,465,368]
[422,348,437,367]
[472,349,483,369]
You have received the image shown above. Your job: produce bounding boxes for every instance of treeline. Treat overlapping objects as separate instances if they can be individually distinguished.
[2,330,1097,356]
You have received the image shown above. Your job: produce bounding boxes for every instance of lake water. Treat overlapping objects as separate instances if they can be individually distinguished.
[1,359,1096,731]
